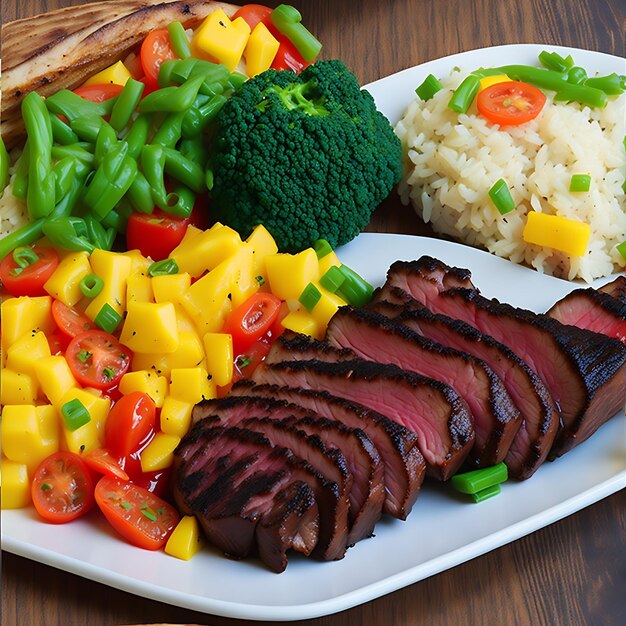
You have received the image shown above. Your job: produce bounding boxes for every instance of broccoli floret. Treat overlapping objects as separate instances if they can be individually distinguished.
[209,60,402,252]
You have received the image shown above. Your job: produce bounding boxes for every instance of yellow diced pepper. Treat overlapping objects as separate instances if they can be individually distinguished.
[1,459,31,509]
[1,296,54,352]
[165,515,205,560]
[120,301,179,354]
[44,251,91,306]
[85,250,133,320]
[118,370,168,407]
[140,432,181,472]
[35,355,78,405]
[229,244,259,308]
[203,332,233,387]
[152,272,191,305]
[191,9,251,71]
[309,284,346,331]
[169,367,215,404]
[523,212,591,257]
[0,369,38,405]
[478,74,511,92]
[265,248,319,301]
[1,405,60,471]
[83,60,131,86]
[318,250,341,275]
[160,396,194,437]
[126,273,155,304]
[281,309,321,339]
[58,388,111,454]
[131,330,205,377]
[245,22,280,77]
[5,331,51,386]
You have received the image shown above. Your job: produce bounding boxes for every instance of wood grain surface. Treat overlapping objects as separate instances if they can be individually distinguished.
[2,1,625,624]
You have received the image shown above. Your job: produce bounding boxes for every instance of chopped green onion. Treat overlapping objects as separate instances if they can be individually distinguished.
[94,303,122,333]
[319,265,346,293]
[236,355,253,369]
[488,178,516,215]
[12,246,39,269]
[616,240,626,261]
[102,366,117,381]
[299,282,322,312]
[336,265,374,307]
[76,350,92,364]
[255,275,265,286]
[448,75,480,114]
[450,461,508,495]
[313,239,333,259]
[61,398,91,431]
[80,273,104,298]
[40,483,52,491]
[471,483,502,503]
[120,500,132,510]
[141,504,158,521]
[148,258,179,276]
[415,74,443,101]
[569,174,591,193]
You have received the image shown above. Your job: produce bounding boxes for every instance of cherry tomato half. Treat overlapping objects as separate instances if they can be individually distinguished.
[232,4,274,30]
[140,28,177,89]
[83,448,130,481]
[73,83,124,102]
[477,80,547,126]
[31,451,95,524]
[126,210,190,261]
[66,330,132,390]
[52,300,98,338]
[104,391,157,458]
[0,246,59,297]
[94,475,180,550]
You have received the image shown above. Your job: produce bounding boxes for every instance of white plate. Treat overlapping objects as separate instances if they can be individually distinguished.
[3,45,626,622]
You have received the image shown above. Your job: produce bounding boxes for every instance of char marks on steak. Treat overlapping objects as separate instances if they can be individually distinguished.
[370,289,560,479]
[252,358,475,480]
[386,257,626,457]
[266,331,357,364]
[173,424,319,572]
[231,380,425,519]
[599,276,626,303]
[547,287,626,343]
[326,307,521,468]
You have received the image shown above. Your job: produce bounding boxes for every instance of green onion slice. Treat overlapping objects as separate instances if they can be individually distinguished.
[80,273,104,298]
[569,174,591,192]
[319,265,346,294]
[61,398,91,431]
[616,240,626,261]
[312,239,333,259]
[94,302,122,333]
[12,246,40,269]
[416,74,443,101]
[148,258,179,277]
[450,461,508,495]
[299,282,322,312]
[488,178,516,215]
[471,483,502,503]
[336,265,374,307]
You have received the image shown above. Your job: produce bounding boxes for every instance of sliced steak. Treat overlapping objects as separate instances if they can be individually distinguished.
[266,331,357,364]
[370,290,559,479]
[599,276,626,303]
[386,256,626,457]
[173,424,319,572]
[252,358,475,480]
[547,287,626,343]
[326,307,521,468]
[231,380,425,519]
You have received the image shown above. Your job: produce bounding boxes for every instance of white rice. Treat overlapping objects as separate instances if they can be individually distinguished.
[0,150,29,239]
[395,70,626,282]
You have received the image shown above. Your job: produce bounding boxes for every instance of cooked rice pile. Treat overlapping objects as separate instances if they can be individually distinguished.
[395,70,626,282]
[0,148,29,239]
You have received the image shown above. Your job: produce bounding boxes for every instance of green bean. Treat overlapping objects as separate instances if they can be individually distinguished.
[51,176,85,218]
[94,122,119,166]
[226,72,247,92]
[22,92,53,156]
[141,144,168,208]
[0,218,45,261]
[553,83,608,108]
[139,75,205,114]
[70,116,106,143]
[84,215,112,250]
[42,216,95,253]
[271,4,322,62]
[101,202,133,233]
[27,155,56,219]
[110,78,145,131]
[448,75,480,114]
[12,142,30,200]
[162,146,205,193]
[167,21,192,59]
[179,136,208,166]
[538,50,574,73]
[567,66,587,85]
[122,114,152,160]
[0,136,9,194]
[126,171,155,214]
[584,73,624,96]
[52,157,78,201]
[164,185,195,217]
[52,143,95,167]
[415,74,443,101]
[181,94,227,138]
[152,111,185,147]
[49,113,79,145]
[45,89,116,122]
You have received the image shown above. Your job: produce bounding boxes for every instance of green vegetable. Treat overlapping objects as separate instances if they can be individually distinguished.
[569,174,591,192]
[448,75,480,114]
[616,240,626,260]
[164,185,195,217]
[583,73,624,96]
[313,239,333,259]
[148,258,179,276]
[141,144,168,208]
[12,141,30,199]
[151,112,186,148]
[45,89,116,122]
[415,74,443,101]
[0,135,9,194]
[0,218,45,261]
[109,78,145,131]
[450,462,508,495]
[209,60,403,252]
[336,264,373,307]
[162,147,205,193]
[299,282,322,311]
[80,274,104,298]
[538,50,574,73]
[271,4,322,62]
[94,303,122,333]
[42,217,95,253]
[319,265,345,293]
[167,21,192,59]
[139,75,205,114]
[61,398,91,431]
[488,178,516,215]
[566,66,587,85]
[52,157,78,201]
[122,114,152,160]
[12,246,39,270]
[49,114,79,145]
[126,171,155,214]
[471,484,501,503]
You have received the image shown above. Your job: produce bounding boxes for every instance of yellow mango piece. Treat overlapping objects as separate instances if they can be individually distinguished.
[203,332,233,387]
[0,369,38,405]
[140,432,180,472]
[1,459,31,509]
[160,396,194,437]
[118,370,168,407]
[265,249,319,301]
[246,224,278,284]
[131,330,205,377]
[83,60,131,86]
[309,284,346,331]
[152,272,191,305]
[58,388,111,454]
[318,250,341,275]
[281,309,321,339]
[1,404,60,471]
[229,245,259,308]
[478,74,511,92]
[44,251,91,306]
[122,249,152,275]
[126,273,155,304]
[85,249,133,320]
[523,212,591,257]
[191,9,250,71]
[35,355,78,405]
[245,22,280,77]
[169,367,215,404]
[120,301,179,354]
[5,331,51,385]
[1,296,54,352]
[165,515,205,560]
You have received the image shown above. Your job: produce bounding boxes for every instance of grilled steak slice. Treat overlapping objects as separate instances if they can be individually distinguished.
[252,358,475,480]
[370,290,559,479]
[326,307,521,468]
[266,331,357,364]
[173,424,319,572]
[231,380,425,519]
[386,256,626,457]
[194,393,384,545]
[598,276,626,303]
[547,287,626,343]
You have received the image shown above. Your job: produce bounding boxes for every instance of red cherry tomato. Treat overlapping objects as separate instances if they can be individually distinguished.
[140,28,177,89]
[52,300,98,338]
[271,37,312,73]
[47,331,71,355]
[126,210,190,261]
[104,391,157,458]
[232,4,274,30]
[73,83,124,102]
[94,475,179,550]
[83,448,130,481]
[31,452,95,524]
[65,330,132,390]
[477,81,547,126]
[0,246,59,297]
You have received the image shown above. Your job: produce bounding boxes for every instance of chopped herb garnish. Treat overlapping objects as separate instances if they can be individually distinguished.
[76,350,92,363]
[41,483,52,491]
[236,355,253,368]
[255,275,265,286]
[120,501,132,510]
[141,504,158,521]
[102,366,116,381]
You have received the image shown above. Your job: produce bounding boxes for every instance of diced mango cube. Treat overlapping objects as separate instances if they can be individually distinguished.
[245,22,280,77]
[160,396,194,437]
[131,330,205,377]
[126,273,155,304]
[85,249,133,320]
[309,284,346,331]
[169,367,215,404]
[318,250,341,275]
[1,459,31,509]
[120,301,179,354]
[203,333,233,387]
[478,74,510,92]
[265,249,319,301]
[140,432,181,472]
[58,388,111,454]
[121,249,152,275]
[281,309,321,339]
[5,331,51,386]
[0,369,38,405]
[1,296,54,352]
[245,224,278,286]
[83,60,131,86]
[35,355,78,405]
[165,515,205,560]
[118,370,168,407]
[152,272,191,305]
[229,244,259,308]
[44,251,91,306]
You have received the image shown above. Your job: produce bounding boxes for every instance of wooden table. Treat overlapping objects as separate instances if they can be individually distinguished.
[2,1,625,624]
